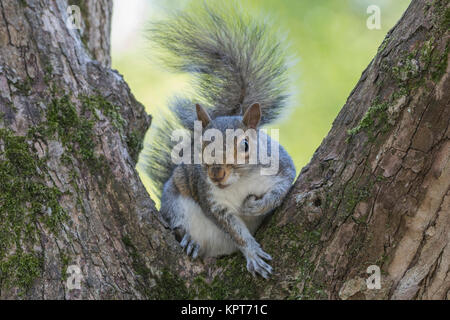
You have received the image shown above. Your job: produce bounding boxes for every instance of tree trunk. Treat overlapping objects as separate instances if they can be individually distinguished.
[0,0,172,299]
[0,0,448,300]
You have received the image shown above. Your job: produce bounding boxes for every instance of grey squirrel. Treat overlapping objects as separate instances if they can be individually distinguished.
[144,4,296,278]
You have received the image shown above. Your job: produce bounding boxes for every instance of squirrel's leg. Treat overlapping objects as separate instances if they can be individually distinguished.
[160,177,201,259]
[207,203,272,278]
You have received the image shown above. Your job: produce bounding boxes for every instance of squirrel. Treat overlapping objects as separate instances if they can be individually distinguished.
[143,4,296,278]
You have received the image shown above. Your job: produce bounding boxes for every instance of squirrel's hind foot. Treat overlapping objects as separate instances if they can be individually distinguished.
[180,233,201,260]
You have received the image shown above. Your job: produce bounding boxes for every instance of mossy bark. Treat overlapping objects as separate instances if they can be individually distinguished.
[0,0,448,299]
[0,0,173,299]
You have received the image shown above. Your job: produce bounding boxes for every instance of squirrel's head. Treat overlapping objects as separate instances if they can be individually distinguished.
[196,103,262,189]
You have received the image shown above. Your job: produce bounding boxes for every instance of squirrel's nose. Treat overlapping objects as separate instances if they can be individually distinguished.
[210,166,226,181]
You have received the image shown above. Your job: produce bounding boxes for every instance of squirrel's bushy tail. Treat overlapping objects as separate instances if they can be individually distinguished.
[150,2,290,126]
[143,3,291,200]
[140,107,180,200]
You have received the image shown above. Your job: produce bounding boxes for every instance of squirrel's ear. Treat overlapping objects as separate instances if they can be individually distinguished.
[243,103,261,129]
[196,104,211,128]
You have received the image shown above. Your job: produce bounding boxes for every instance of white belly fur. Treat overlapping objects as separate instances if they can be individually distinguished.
[175,173,280,257]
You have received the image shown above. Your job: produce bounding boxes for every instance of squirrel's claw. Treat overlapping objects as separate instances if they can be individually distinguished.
[180,233,201,259]
[244,245,273,279]
[258,250,272,261]
[180,234,190,248]
[241,195,268,216]
[191,243,200,259]
[186,240,195,255]
[246,256,272,279]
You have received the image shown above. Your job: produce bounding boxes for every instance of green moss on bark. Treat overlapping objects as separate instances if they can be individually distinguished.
[347,98,390,142]
[192,254,260,299]
[0,88,132,294]
[0,128,68,294]
[154,269,191,299]
[79,94,126,132]
[126,130,144,163]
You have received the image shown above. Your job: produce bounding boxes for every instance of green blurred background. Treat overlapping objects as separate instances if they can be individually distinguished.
[111,0,411,205]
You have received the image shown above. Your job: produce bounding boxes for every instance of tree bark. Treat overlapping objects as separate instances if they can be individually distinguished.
[0,0,448,300]
[0,0,170,299]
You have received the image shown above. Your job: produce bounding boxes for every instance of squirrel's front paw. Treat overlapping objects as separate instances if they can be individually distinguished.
[241,195,267,215]
[243,244,272,279]
[180,233,201,259]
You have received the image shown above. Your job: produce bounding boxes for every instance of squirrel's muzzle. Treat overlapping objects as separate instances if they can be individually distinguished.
[208,165,230,186]
[210,165,225,181]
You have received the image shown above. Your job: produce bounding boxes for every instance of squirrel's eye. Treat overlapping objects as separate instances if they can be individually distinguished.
[243,139,249,152]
